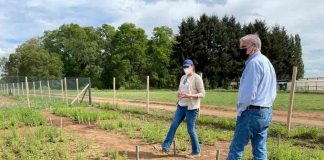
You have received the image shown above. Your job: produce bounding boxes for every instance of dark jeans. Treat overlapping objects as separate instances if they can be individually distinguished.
[162,105,200,154]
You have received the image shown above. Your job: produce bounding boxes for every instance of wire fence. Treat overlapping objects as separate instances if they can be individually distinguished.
[287,79,324,93]
[0,76,92,107]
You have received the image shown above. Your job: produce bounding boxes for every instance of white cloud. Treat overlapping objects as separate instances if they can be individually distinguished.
[0,48,15,57]
[0,0,323,77]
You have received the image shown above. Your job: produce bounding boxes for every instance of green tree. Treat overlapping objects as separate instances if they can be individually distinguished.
[110,23,148,89]
[147,26,175,88]
[269,26,291,80]
[0,57,7,76]
[4,38,63,80]
[43,24,103,87]
[98,24,117,88]
[293,34,304,79]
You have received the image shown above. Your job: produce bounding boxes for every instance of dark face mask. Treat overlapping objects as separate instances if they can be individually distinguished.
[239,48,249,60]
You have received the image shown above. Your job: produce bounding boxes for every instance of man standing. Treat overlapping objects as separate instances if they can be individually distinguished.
[227,34,277,160]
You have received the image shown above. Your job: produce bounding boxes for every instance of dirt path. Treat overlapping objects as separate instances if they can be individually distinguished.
[90,97,324,128]
[0,96,16,106]
[45,93,324,127]
[42,111,229,159]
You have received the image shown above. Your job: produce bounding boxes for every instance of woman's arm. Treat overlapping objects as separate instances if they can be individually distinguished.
[181,75,205,99]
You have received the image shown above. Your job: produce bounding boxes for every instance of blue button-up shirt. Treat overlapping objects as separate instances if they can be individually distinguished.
[237,51,277,116]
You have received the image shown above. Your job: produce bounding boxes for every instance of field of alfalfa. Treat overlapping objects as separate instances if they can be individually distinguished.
[0,90,324,160]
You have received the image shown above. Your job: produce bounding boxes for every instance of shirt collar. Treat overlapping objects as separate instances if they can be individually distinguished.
[245,50,261,65]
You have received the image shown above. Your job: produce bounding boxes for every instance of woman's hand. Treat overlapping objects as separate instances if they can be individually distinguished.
[180,93,197,99]
[177,92,181,98]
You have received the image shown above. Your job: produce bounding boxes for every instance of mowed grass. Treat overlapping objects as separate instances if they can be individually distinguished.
[92,89,324,112]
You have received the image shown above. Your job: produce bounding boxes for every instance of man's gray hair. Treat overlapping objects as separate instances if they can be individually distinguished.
[240,34,262,50]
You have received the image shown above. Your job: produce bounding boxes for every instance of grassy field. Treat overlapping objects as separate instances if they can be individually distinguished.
[92,89,324,112]
[53,102,324,159]
[0,96,125,160]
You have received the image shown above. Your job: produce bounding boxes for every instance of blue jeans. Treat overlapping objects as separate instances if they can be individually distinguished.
[227,108,272,160]
[162,105,200,154]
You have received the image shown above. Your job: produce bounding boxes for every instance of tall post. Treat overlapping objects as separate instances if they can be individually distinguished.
[22,82,24,96]
[6,84,9,95]
[76,78,79,101]
[33,82,35,96]
[64,77,68,105]
[40,81,43,99]
[25,77,30,108]
[61,79,64,102]
[113,77,116,105]
[17,82,20,96]
[12,83,15,96]
[47,80,51,100]
[287,66,298,134]
[88,77,92,106]
[146,76,150,113]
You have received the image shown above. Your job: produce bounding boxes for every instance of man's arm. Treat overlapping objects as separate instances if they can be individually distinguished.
[238,61,262,108]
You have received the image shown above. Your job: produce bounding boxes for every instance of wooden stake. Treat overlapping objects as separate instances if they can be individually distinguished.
[277,134,281,146]
[22,82,24,96]
[61,79,64,102]
[287,66,298,134]
[47,80,51,100]
[60,118,63,129]
[76,78,79,102]
[17,82,20,96]
[49,118,53,126]
[40,81,43,99]
[136,145,140,160]
[142,115,145,121]
[216,149,220,160]
[25,77,30,108]
[88,117,91,127]
[78,116,80,124]
[12,83,15,96]
[33,82,35,97]
[113,77,116,105]
[173,140,176,155]
[64,77,68,105]
[146,76,150,113]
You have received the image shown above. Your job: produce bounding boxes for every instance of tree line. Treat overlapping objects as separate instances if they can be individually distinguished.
[1,14,304,89]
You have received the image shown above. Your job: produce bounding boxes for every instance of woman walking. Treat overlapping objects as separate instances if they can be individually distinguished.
[161,59,205,158]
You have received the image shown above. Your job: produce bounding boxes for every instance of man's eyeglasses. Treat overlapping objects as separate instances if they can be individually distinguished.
[183,66,190,68]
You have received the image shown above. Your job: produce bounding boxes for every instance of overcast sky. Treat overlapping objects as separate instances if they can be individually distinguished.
[0,0,323,77]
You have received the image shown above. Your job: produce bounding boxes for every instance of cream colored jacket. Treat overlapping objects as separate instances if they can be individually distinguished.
[178,73,205,110]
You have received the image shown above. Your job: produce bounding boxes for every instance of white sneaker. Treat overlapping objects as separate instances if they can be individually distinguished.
[186,153,201,159]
